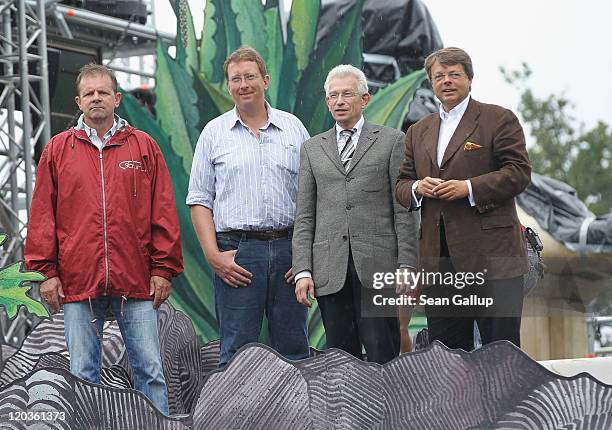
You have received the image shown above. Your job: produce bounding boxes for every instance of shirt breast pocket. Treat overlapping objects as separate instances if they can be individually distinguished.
[274,140,299,175]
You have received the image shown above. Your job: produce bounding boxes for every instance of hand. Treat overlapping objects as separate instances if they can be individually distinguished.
[150,275,172,309]
[432,179,469,200]
[416,177,444,199]
[39,277,64,313]
[395,267,417,295]
[295,277,315,307]
[208,249,252,288]
[285,268,295,284]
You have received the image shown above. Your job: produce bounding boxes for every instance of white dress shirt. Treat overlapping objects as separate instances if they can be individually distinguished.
[412,95,476,207]
[335,115,364,153]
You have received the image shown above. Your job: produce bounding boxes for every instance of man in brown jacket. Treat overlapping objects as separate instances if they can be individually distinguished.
[395,47,531,351]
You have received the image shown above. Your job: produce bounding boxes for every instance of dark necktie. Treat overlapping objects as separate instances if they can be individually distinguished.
[339,129,356,171]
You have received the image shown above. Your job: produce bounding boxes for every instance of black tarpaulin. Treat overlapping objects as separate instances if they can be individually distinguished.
[317,0,443,77]
[362,0,443,75]
[317,0,442,129]
[517,173,612,253]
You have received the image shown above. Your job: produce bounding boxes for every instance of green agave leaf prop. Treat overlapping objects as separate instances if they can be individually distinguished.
[410,312,428,332]
[290,1,320,74]
[365,69,428,129]
[277,0,321,112]
[217,0,240,60]
[263,3,283,106]
[0,235,48,319]
[294,0,363,135]
[155,40,201,164]
[196,74,233,123]
[198,0,242,76]
[308,302,326,349]
[175,0,199,75]
[200,0,225,83]
[232,0,267,62]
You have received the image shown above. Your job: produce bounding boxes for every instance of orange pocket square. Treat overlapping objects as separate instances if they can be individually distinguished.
[463,141,482,151]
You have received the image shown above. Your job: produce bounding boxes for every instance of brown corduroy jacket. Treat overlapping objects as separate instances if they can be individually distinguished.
[395,98,531,281]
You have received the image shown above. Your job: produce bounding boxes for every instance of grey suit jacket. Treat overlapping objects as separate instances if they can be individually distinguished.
[292,120,419,297]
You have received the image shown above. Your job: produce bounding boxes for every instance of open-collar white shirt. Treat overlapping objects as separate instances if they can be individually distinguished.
[412,95,476,207]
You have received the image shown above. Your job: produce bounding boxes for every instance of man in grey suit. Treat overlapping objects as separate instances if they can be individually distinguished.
[292,65,419,363]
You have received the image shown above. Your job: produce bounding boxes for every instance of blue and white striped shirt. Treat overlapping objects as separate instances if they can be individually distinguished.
[186,102,310,232]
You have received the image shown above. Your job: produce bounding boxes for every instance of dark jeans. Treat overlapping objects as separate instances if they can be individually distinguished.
[317,253,400,364]
[425,221,524,351]
[214,232,309,367]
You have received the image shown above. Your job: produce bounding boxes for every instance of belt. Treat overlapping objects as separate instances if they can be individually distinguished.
[223,228,292,241]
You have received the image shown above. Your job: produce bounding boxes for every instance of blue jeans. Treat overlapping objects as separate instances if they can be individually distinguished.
[63,297,169,415]
[215,233,309,367]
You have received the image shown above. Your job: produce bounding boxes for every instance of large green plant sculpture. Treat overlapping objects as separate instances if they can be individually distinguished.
[0,234,48,320]
[117,0,427,346]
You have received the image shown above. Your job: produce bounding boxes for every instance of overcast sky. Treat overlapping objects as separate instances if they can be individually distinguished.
[154,0,610,131]
[425,0,610,130]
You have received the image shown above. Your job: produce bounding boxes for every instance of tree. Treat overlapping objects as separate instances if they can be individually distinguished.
[502,63,612,215]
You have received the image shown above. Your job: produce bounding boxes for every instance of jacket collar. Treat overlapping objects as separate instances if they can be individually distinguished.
[75,113,129,134]
[347,120,379,174]
[422,98,480,168]
[73,113,133,146]
[320,128,344,173]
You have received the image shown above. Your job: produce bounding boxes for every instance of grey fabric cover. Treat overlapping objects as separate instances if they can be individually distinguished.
[190,342,612,429]
[1,305,610,429]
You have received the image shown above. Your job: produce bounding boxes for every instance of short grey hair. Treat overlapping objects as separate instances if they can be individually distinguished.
[324,64,369,96]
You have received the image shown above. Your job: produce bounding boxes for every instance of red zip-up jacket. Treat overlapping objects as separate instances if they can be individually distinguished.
[25,121,183,303]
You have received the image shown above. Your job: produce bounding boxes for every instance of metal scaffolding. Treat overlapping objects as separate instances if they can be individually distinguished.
[44,0,173,87]
[0,0,51,266]
[0,1,175,268]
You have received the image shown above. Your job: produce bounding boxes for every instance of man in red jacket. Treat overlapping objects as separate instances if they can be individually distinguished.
[25,64,183,415]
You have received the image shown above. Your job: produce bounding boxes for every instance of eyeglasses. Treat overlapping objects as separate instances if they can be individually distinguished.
[327,91,359,101]
[229,74,259,84]
[432,72,467,82]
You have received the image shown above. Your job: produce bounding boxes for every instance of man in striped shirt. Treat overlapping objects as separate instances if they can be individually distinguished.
[187,46,310,367]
